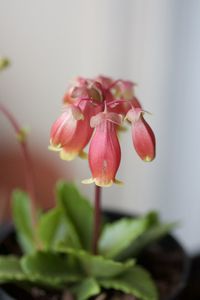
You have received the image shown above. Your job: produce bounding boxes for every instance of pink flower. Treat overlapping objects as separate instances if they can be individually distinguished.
[50,75,156,186]
[49,104,83,150]
[60,102,94,160]
[82,112,123,187]
[126,107,156,162]
[50,78,105,162]
[49,103,93,160]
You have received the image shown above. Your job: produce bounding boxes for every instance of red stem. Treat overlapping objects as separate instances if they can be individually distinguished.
[0,103,37,226]
[92,185,102,254]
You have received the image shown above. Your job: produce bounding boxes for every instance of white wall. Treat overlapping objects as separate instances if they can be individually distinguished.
[159,0,200,253]
[1,0,200,253]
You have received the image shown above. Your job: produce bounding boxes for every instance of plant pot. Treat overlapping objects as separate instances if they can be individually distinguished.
[172,253,200,300]
[0,212,190,300]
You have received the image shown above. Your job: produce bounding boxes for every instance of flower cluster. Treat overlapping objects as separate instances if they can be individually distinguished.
[49,76,156,187]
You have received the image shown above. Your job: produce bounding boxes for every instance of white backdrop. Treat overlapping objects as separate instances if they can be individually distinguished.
[1,0,200,252]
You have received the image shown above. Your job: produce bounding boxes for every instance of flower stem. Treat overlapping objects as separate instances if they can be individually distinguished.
[92,185,102,254]
[0,103,37,226]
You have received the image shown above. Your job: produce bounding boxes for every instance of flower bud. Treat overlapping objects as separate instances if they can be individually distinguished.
[126,107,156,162]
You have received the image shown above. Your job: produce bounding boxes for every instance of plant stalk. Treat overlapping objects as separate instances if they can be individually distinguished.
[0,103,37,226]
[92,185,102,254]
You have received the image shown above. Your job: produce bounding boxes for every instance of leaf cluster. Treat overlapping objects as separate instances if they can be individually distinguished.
[0,182,174,300]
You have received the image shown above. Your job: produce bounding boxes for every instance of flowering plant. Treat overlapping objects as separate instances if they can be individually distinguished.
[0,71,174,300]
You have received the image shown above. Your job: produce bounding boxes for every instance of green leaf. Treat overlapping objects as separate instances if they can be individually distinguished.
[127,222,176,258]
[71,278,100,300]
[38,207,81,250]
[57,181,94,251]
[21,251,82,288]
[0,253,82,289]
[0,256,27,283]
[98,216,150,259]
[112,211,176,260]
[56,247,135,278]
[99,266,158,300]
[12,189,35,253]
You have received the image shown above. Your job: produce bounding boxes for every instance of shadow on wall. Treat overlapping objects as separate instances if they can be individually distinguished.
[0,142,73,223]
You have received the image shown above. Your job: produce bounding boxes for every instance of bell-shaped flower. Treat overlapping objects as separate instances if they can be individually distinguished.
[49,103,93,160]
[49,104,83,151]
[126,107,156,162]
[60,102,94,160]
[83,111,123,187]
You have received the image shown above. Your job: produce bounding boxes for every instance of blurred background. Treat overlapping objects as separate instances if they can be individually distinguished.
[0,0,200,253]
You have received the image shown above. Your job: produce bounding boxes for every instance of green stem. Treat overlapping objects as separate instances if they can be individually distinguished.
[0,103,37,226]
[92,185,102,254]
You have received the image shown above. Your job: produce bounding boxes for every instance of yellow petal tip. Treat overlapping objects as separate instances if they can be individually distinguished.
[48,144,62,152]
[114,179,124,186]
[60,150,78,161]
[144,156,153,162]
[82,178,94,185]
[94,179,113,187]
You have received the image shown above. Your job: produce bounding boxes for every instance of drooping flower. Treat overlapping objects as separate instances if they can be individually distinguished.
[50,77,106,161]
[49,103,93,160]
[126,107,156,162]
[82,111,122,187]
[50,75,156,186]
[49,104,83,152]
[59,101,94,160]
